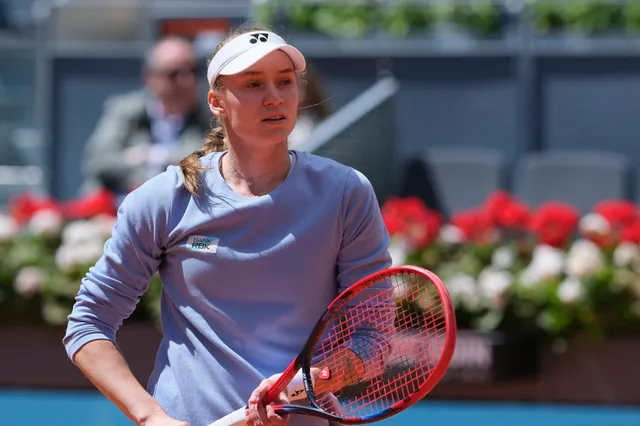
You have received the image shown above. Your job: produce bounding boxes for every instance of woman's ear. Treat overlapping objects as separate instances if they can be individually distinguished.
[208,89,225,119]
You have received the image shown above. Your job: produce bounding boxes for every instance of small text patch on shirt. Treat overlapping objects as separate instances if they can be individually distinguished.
[186,235,219,254]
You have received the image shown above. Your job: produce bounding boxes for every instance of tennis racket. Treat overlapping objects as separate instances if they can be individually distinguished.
[208,265,456,426]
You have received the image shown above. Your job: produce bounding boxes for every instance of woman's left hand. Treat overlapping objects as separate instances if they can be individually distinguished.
[246,378,290,426]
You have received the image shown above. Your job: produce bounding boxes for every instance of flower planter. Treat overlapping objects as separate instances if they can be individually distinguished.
[443,330,541,383]
[431,334,640,406]
[4,322,639,405]
[0,322,162,390]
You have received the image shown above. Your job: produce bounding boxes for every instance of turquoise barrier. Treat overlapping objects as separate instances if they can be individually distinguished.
[2,391,640,426]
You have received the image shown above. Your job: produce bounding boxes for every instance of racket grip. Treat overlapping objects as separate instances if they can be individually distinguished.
[268,369,308,401]
[206,407,247,426]
[206,371,308,426]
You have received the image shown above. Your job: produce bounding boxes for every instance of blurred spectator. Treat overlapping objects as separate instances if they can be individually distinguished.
[0,0,9,30]
[288,64,331,149]
[81,36,209,195]
[400,156,444,215]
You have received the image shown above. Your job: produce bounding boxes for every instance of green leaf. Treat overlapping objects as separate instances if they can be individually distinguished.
[473,309,504,331]
[625,1,640,33]
[289,5,319,30]
[380,0,434,39]
[41,297,73,326]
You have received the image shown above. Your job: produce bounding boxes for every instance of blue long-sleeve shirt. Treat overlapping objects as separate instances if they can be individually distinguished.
[63,150,392,426]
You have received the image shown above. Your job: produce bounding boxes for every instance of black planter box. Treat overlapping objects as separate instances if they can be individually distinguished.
[443,330,541,383]
[3,323,639,406]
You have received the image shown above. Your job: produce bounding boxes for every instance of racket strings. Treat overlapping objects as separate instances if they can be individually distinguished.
[309,271,448,419]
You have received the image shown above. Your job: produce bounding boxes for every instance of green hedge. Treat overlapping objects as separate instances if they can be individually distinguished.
[252,1,640,40]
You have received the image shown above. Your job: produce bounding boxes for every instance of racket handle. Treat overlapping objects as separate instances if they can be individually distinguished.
[268,369,308,401]
[206,370,308,426]
[207,407,247,426]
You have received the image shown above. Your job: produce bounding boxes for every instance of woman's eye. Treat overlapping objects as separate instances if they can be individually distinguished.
[245,79,291,88]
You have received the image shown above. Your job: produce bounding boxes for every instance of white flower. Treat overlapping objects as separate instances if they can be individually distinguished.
[388,237,409,267]
[393,279,411,300]
[491,246,515,269]
[520,244,565,286]
[28,208,64,238]
[578,213,610,236]
[13,266,46,297]
[565,239,604,278]
[0,214,20,241]
[91,214,116,240]
[76,240,106,265]
[415,287,440,311]
[438,224,463,245]
[478,267,513,309]
[54,245,76,273]
[613,242,640,268]
[557,277,584,304]
[55,218,109,273]
[62,220,106,246]
[55,240,105,273]
[532,245,566,279]
[519,266,537,287]
[447,273,480,311]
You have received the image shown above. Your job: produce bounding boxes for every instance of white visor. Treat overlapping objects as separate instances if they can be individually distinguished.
[206,31,306,85]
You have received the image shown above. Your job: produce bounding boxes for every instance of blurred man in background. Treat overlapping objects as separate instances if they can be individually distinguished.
[81,36,209,196]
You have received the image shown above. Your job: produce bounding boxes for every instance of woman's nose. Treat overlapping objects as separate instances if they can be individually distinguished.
[264,83,283,106]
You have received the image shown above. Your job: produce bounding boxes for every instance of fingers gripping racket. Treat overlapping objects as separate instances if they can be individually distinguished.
[208,265,457,426]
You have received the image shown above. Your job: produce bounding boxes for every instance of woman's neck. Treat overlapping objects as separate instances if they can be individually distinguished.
[220,143,291,197]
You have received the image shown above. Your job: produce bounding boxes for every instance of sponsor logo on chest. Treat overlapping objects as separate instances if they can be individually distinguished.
[186,235,219,254]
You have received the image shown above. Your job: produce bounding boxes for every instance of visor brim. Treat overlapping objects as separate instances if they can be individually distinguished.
[217,44,306,77]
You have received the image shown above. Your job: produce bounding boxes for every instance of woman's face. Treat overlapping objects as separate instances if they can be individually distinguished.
[209,50,300,149]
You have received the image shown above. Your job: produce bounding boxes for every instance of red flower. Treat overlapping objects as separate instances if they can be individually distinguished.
[484,190,530,230]
[408,209,443,249]
[381,196,442,249]
[621,221,640,243]
[381,196,410,236]
[62,188,117,220]
[593,199,637,229]
[592,200,637,244]
[529,202,580,248]
[484,190,513,220]
[9,193,61,225]
[498,200,530,230]
[450,208,494,245]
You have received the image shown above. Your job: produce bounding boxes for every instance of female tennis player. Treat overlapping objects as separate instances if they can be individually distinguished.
[63,25,392,426]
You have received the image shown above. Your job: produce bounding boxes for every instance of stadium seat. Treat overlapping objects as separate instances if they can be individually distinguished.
[513,150,630,214]
[422,147,507,216]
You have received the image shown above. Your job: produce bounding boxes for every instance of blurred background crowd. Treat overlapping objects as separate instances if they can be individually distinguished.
[1,1,640,425]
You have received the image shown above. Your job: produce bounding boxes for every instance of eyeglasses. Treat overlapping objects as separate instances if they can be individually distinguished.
[155,64,200,81]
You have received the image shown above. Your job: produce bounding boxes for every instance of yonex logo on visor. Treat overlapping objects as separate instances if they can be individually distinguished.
[250,33,269,44]
[206,31,306,85]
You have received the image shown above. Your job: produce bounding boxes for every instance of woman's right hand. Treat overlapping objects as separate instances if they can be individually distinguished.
[246,377,290,426]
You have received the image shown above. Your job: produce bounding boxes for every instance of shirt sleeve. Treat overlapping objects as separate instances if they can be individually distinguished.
[336,169,394,380]
[337,169,392,288]
[62,167,178,361]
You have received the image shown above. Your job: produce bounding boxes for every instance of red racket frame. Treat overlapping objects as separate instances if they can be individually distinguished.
[261,265,457,424]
